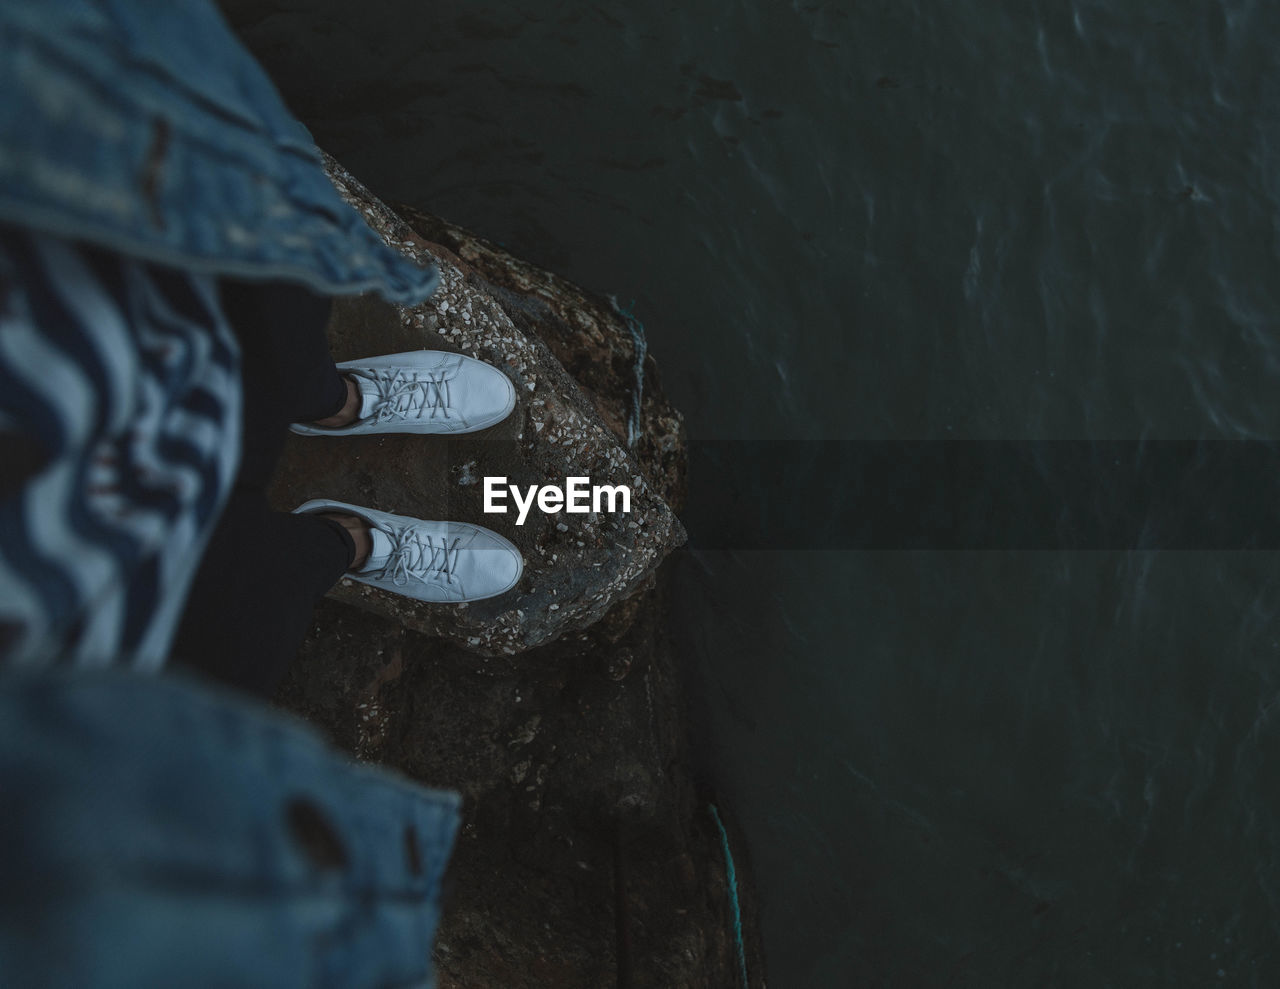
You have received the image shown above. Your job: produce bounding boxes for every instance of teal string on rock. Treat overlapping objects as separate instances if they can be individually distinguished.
[607,294,646,449]
[709,802,749,989]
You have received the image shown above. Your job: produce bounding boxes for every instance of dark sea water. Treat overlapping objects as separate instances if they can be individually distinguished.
[224,1,1280,983]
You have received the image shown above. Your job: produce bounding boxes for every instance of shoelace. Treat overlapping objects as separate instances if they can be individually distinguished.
[382,525,462,588]
[363,364,458,423]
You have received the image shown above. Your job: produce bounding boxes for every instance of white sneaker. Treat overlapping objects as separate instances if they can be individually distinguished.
[296,499,523,603]
[291,351,516,435]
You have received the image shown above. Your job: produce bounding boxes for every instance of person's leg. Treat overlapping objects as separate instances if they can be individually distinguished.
[168,488,358,697]
[218,278,347,488]
[170,280,522,694]
[169,280,368,696]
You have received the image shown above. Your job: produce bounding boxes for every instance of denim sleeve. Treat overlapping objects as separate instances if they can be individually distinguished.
[0,672,460,989]
[0,0,437,305]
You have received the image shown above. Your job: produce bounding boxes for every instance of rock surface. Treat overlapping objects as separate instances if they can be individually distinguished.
[392,204,687,514]
[277,577,766,989]
[272,157,766,987]
[267,152,686,658]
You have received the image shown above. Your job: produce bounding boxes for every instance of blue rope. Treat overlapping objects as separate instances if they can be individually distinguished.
[709,803,749,988]
[607,295,647,448]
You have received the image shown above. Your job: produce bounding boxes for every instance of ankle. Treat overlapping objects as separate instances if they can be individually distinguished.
[319,512,372,570]
[311,376,361,428]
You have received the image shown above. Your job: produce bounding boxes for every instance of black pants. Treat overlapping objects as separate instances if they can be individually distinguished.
[169,280,356,698]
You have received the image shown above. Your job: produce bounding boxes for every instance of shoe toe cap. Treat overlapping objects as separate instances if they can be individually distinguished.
[457,360,515,426]
[456,528,522,597]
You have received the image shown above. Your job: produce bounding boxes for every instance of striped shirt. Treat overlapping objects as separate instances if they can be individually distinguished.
[0,224,240,669]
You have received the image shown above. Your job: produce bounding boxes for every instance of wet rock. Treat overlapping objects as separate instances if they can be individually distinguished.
[269,155,765,987]
[277,580,767,989]
[393,205,687,513]
[267,153,686,657]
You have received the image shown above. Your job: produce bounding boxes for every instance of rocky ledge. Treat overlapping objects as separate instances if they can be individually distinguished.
[271,157,766,987]
[267,153,685,659]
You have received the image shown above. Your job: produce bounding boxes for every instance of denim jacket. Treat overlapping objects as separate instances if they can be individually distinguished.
[0,8,458,985]
[0,0,437,303]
